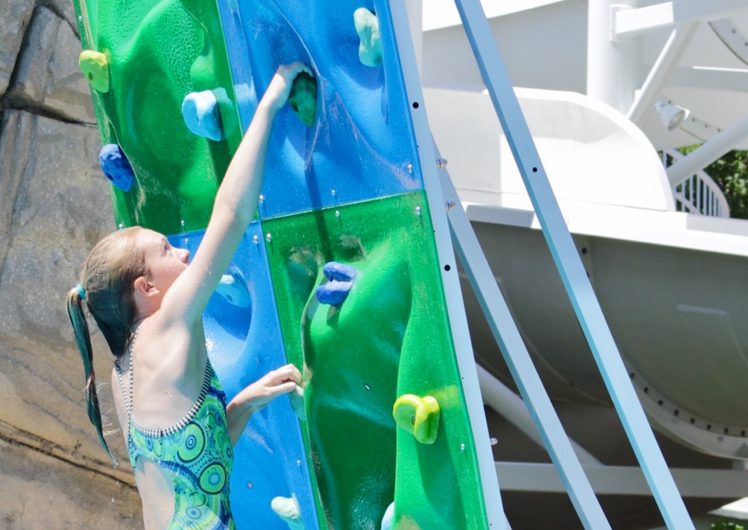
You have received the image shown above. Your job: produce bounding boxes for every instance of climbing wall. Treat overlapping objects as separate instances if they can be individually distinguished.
[73,0,492,528]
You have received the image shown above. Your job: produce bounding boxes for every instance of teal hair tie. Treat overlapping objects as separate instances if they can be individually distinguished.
[75,284,87,301]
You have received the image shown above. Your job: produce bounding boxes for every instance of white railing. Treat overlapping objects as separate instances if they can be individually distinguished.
[662,149,730,218]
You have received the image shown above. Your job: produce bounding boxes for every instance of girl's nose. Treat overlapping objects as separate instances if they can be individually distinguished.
[181,248,190,263]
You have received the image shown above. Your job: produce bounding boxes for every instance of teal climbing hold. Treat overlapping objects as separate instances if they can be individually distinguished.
[353,8,382,67]
[288,72,317,127]
[182,90,223,141]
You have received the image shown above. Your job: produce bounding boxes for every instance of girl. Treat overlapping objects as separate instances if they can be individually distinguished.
[66,63,308,529]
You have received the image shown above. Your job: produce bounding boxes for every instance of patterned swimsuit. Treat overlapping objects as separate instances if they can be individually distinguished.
[116,356,235,530]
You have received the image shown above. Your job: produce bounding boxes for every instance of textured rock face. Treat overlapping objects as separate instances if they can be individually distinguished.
[6,7,95,123]
[0,5,142,529]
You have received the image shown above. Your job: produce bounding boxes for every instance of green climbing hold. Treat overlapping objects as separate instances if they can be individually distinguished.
[289,72,317,127]
[79,50,110,93]
[353,7,382,67]
[393,394,440,445]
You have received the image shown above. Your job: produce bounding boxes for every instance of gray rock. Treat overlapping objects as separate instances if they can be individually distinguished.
[43,0,80,32]
[0,438,142,529]
[7,7,95,123]
[0,0,36,96]
[0,110,125,471]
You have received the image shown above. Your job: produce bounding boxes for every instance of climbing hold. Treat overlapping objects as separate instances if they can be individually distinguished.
[381,502,395,530]
[353,8,382,67]
[182,90,223,141]
[393,394,441,445]
[99,144,134,191]
[288,72,316,127]
[79,50,109,92]
[316,262,357,306]
[323,261,357,282]
[316,280,354,306]
[216,272,251,308]
[271,495,305,530]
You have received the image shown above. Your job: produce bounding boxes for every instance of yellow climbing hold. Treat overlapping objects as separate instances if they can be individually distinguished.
[79,50,110,93]
[393,394,440,445]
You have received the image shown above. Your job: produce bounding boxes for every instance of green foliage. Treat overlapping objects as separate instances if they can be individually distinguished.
[680,147,748,219]
[709,520,745,530]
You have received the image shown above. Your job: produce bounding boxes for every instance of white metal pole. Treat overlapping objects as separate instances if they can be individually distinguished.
[452,0,694,527]
[587,0,638,112]
[404,0,424,76]
[477,365,602,466]
[440,165,611,530]
[388,3,508,528]
[627,21,698,125]
[667,113,748,186]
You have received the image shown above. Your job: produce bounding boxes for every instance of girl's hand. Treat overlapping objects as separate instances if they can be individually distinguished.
[228,363,303,414]
[261,62,312,112]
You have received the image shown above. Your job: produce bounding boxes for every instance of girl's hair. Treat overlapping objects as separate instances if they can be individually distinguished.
[66,226,145,462]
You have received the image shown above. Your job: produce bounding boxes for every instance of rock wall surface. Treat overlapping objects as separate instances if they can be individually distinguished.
[0,2,143,528]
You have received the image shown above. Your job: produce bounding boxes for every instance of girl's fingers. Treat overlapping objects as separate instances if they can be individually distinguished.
[273,381,297,395]
[271,364,302,384]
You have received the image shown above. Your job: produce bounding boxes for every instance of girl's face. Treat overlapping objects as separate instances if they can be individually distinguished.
[137,228,190,296]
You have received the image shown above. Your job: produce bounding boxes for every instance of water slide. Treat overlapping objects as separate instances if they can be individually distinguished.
[72,0,499,528]
[425,85,748,461]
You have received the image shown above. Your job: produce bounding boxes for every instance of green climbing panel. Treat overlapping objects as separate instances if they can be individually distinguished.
[73,0,242,234]
[263,191,488,529]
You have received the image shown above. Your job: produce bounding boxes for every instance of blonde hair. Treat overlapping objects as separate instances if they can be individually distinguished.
[66,226,145,461]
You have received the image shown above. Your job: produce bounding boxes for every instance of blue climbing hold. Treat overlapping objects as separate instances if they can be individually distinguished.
[216,271,251,308]
[316,262,358,306]
[182,90,223,141]
[323,262,357,282]
[317,280,354,306]
[99,144,134,192]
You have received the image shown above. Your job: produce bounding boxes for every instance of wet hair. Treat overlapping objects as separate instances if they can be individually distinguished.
[65,226,145,462]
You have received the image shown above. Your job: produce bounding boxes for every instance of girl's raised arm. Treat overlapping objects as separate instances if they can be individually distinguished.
[160,62,310,326]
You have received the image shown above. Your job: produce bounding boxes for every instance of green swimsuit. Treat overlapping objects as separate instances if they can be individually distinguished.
[115,356,236,530]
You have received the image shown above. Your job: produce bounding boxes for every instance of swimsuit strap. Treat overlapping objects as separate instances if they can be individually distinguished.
[114,327,214,437]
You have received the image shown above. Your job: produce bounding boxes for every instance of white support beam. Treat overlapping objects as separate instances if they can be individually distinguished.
[614,0,748,38]
[627,21,698,125]
[477,365,602,466]
[496,462,748,498]
[671,66,748,92]
[668,114,748,186]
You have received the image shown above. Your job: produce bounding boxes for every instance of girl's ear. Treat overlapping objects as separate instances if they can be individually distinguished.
[133,275,154,297]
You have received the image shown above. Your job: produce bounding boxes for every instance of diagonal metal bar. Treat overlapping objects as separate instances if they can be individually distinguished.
[451,0,694,528]
[438,159,610,530]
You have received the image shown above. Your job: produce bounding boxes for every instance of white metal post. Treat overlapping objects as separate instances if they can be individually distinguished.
[668,113,748,186]
[439,167,611,530]
[627,21,698,125]
[451,0,694,528]
[389,2,507,528]
[587,0,638,113]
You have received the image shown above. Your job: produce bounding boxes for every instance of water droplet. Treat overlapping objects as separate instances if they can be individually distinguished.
[252,235,259,245]
[415,206,421,216]
[265,233,272,243]
[259,194,265,203]
[296,459,302,467]
[406,163,413,173]
[490,437,498,446]
[364,383,371,391]
[331,188,337,197]
[117,223,124,230]
[246,482,253,489]
[335,210,341,218]
[459,443,465,451]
